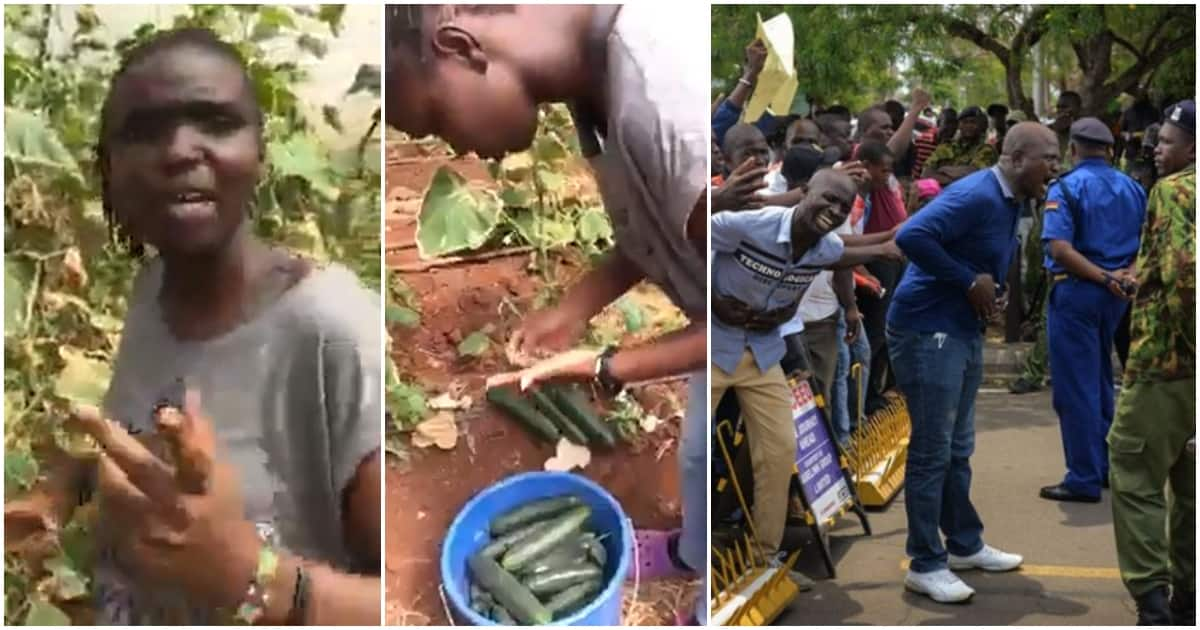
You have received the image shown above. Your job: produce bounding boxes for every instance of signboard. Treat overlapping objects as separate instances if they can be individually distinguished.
[791,379,853,525]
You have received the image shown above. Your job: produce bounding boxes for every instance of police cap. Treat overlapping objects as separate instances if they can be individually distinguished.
[1164,100,1195,136]
[1069,117,1114,146]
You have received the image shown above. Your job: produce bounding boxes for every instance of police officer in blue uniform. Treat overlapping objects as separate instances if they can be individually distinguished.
[1039,117,1148,503]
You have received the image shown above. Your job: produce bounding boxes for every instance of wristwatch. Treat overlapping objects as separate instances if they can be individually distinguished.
[594,346,624,396]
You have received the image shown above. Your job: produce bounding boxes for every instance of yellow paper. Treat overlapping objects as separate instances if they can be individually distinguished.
[742,12,798,123]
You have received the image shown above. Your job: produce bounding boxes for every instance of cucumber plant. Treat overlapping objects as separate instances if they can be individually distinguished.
[4,5,378,623]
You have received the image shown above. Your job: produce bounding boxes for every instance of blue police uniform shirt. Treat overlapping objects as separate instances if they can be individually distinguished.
[1041,157,1147,273]
[711,206,844,374]
[888,166,1022,340]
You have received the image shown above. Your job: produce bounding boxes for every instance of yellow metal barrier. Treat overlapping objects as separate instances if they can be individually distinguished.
[845,391,910,507]
[711,421,801,625]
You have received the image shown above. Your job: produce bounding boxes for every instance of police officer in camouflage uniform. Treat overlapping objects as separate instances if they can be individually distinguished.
[1108,100,1195,626]
[921,105,998,186]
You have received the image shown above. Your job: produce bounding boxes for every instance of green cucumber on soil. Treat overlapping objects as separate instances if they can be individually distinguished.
[486,387,560,443]
[480,519,554,558]
[547,385,617,449]
[544,578,603,617]
[468,554,552,625]
[501,505,592,572]
[523,564,604,596]
[490,495,583,536]
[530,388,590,445]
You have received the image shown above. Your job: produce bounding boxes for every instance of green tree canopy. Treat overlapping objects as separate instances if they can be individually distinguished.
[712,4,1195,117]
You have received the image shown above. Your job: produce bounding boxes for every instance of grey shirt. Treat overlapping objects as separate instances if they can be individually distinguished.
[572,3,708,319]
[95,258,380,624]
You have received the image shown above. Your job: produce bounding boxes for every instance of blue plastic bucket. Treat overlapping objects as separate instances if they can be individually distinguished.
[440,471,633,626]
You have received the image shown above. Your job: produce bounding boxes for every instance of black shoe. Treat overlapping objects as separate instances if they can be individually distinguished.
[1009,377,1043,394]
[1102,477,1110,489]
[1136,586,1172,625]
[1039,483,1101,503]
[1170,587,1195,626]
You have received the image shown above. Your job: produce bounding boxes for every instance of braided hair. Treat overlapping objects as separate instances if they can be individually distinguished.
[96,27,263,256]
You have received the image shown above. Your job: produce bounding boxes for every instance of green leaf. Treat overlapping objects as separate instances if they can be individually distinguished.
[387,380,426,429]
[499,185,532,208]
[346,63,380,96]
[4,108,82,182]
[4,449,39,495]
[500,152,534,181]
[457,330,491,358]
[297,34,328,58]
[415,166,502,258]
[532,133,569,163]
[43,556,87,601]
[5,258,33,338]
[535,168,566,192]
[318,4,348,36]
[53,346,111,407]
[617,298,645,333]
[278,215,328,260]
[268,135,338,200]
[24,599,70,626]
[321,105,343,133]
[576,208,613,244]
[508,210,575,248]
[386,305,419,328]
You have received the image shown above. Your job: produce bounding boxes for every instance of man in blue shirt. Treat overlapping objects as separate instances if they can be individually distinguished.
[888,122,1061,603]
[1039,118,1147,504]
[711,169,899,574]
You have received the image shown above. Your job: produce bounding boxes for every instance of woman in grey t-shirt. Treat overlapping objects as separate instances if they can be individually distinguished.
[67,28,381,625]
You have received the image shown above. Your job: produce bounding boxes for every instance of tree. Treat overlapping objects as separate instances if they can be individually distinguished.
[924,4,1195,116]
[711,5,1195,117]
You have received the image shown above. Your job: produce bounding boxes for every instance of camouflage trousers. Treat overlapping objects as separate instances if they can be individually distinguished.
[1020,208,1049,383]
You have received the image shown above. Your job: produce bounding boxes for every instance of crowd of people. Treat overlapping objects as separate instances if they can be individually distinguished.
[710,37,1194,625]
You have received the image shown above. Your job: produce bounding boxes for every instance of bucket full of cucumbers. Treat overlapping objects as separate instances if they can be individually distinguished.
[440,471,633,625]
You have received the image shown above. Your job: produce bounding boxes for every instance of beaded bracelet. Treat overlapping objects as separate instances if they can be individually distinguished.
[233,544,279,625]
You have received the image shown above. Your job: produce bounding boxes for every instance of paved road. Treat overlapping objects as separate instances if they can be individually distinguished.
[776,390,1136,626]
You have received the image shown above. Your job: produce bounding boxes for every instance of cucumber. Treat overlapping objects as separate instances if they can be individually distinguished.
[523,564,603,597]
[522,531,597,574]
[584,536,607,568]
[548,385,617,449]
[468,554,551,625]
[522,543,589,576]
[487,387,560,443]
[470,583,494,614]
[480,519,553,558]
[491,604,516,625]
[544,579,602,617]
[501,505,592,572]
[490,495,583,536]
[530,388,590,445]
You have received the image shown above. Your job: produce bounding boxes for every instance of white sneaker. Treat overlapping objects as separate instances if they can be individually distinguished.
[904,568,975,603]
[948,544,1023,572]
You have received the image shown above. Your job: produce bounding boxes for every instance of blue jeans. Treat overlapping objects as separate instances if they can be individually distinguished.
[887,327,986,573]
[679,369,707,622]
[831,308,871,446]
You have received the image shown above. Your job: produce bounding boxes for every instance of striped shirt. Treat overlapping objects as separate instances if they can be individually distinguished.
[711,206,844,373]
